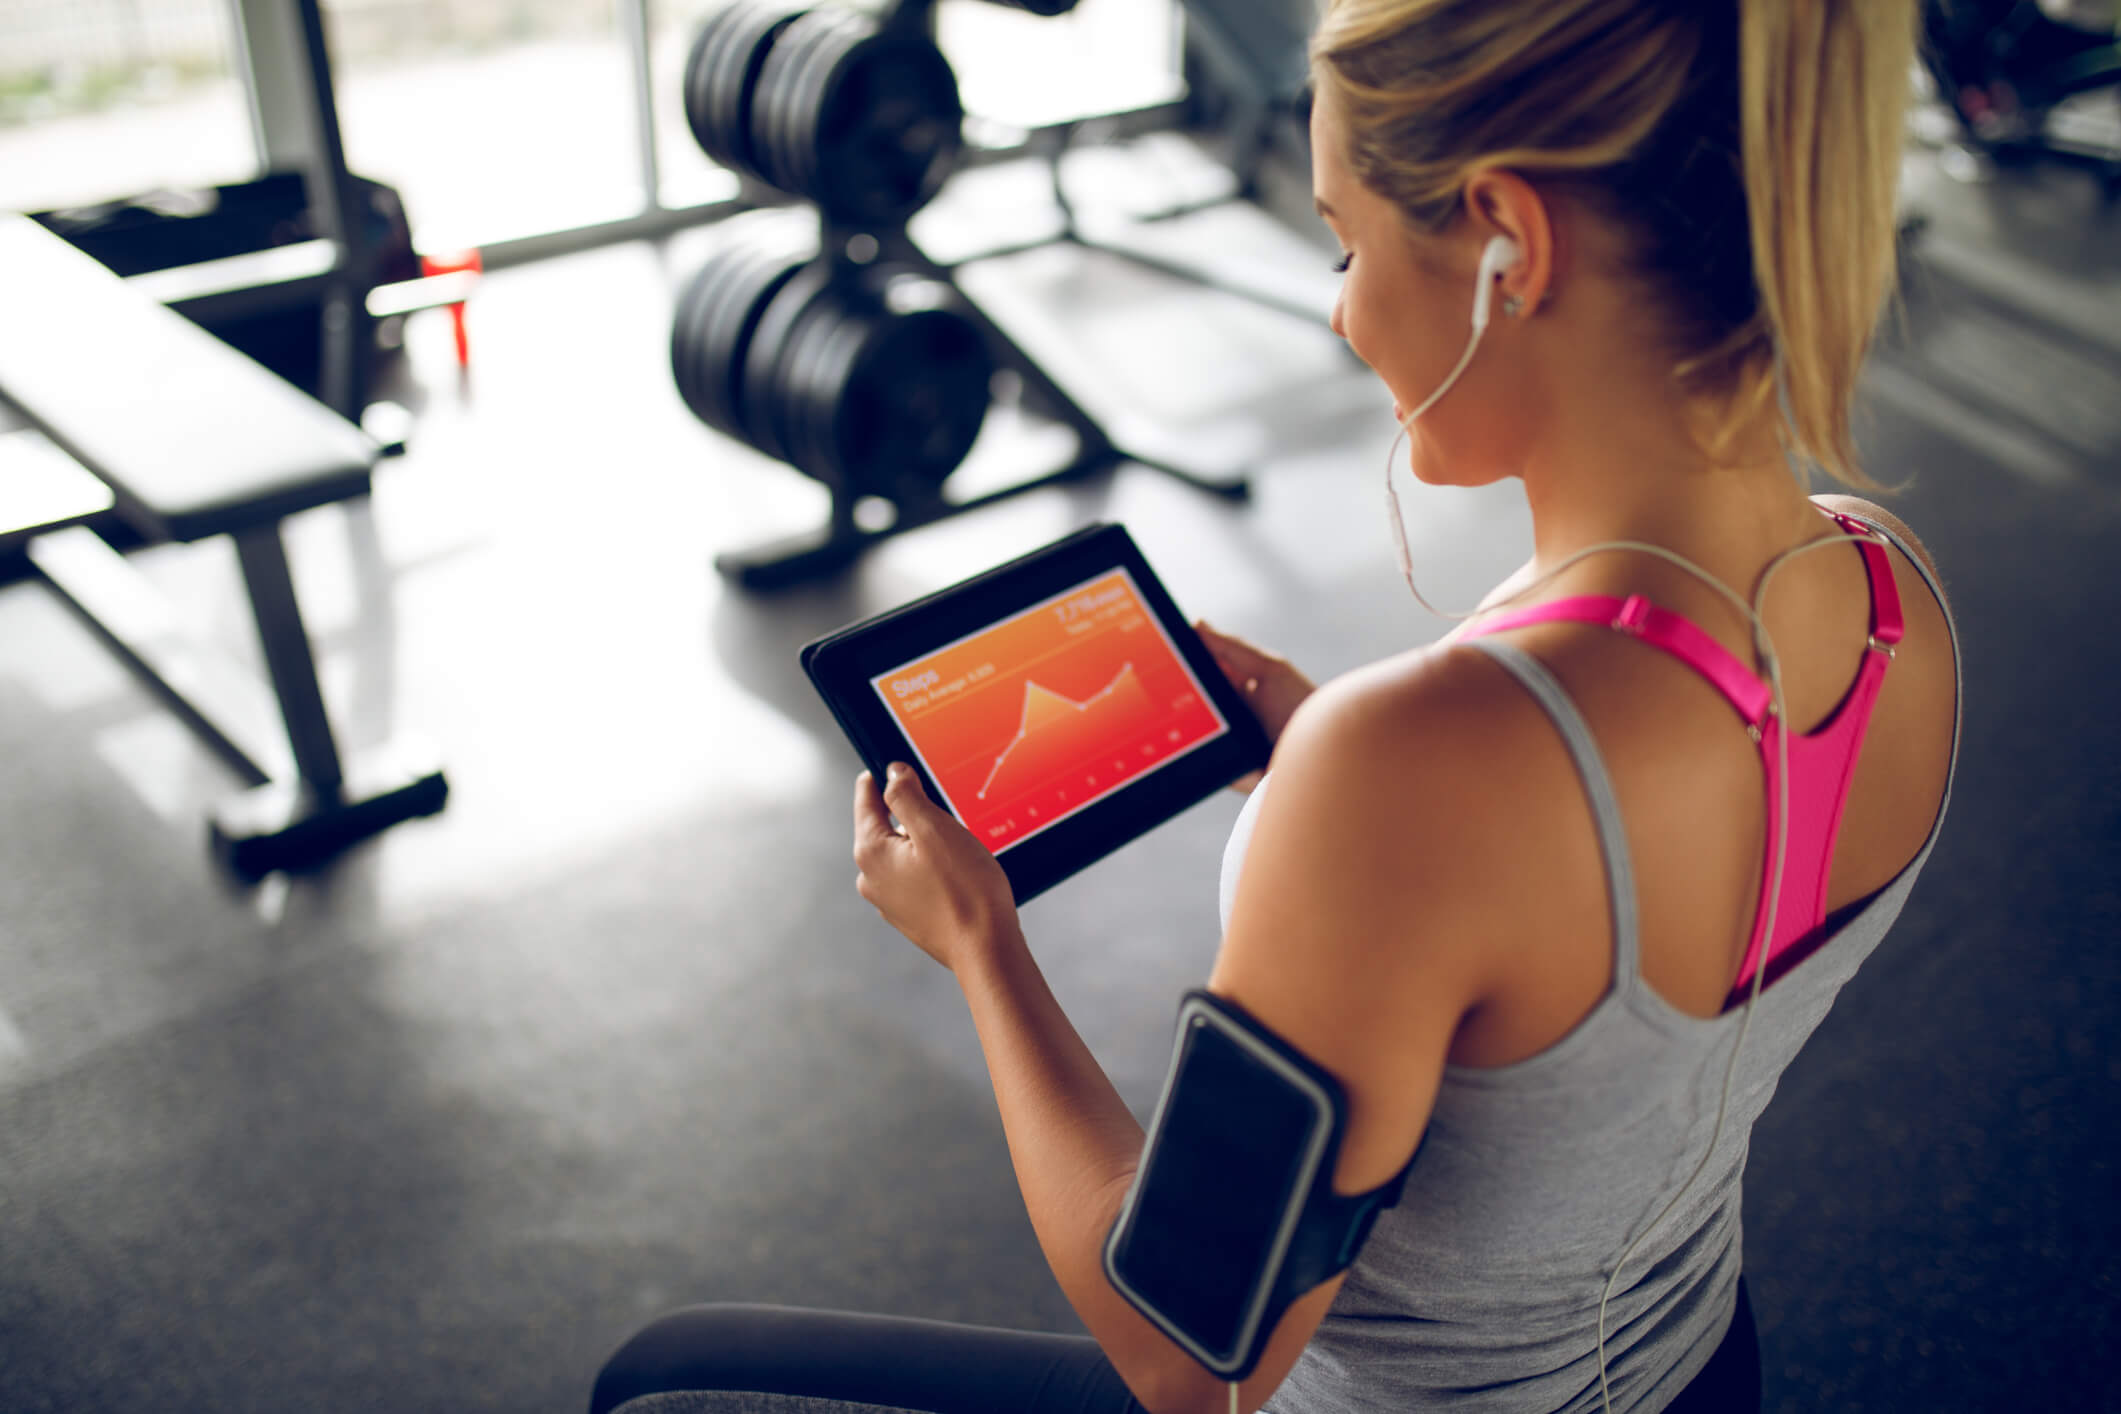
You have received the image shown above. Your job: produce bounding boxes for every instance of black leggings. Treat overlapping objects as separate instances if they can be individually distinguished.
[589,1306,1146,1414]
[590,1277,1760,1414]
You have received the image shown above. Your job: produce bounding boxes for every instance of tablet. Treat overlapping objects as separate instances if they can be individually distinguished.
[804,523,1270,902]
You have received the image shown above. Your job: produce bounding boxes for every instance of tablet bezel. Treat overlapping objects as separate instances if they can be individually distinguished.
[803,523,1269,902]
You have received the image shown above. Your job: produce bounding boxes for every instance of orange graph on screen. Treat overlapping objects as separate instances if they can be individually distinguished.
[872,570,1225,853]
[978,664,1158,802]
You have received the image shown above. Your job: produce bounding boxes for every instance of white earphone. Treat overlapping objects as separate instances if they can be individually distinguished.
[1393,233,1523,432]
[1469,233,1522,333]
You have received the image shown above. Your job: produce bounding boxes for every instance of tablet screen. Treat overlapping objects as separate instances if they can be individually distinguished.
[869,567,1229,854]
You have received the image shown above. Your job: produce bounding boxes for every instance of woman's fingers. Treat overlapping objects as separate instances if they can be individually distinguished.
[879,764,939,836]
[853,771,902,853]
[1196,619,1273,676]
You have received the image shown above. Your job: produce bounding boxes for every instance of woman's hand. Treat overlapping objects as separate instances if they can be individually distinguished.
[853,764,1024,975]
[1195,620,1316,792]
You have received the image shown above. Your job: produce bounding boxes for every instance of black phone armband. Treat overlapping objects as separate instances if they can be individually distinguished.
[1101,990,1420,1381]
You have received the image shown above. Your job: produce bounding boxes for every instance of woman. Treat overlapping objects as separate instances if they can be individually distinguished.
[592,0,1959,1410]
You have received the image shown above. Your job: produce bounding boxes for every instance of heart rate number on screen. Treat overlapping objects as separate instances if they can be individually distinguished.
[872,570,1227,853]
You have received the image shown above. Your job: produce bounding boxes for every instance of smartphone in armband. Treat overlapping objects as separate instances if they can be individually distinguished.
[1102,991,1419,1381]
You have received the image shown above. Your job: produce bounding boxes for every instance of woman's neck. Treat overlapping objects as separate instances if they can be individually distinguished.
[1514,389,1825,592]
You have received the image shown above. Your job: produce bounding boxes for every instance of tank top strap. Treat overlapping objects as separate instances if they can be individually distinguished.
[1465,638,1643,989]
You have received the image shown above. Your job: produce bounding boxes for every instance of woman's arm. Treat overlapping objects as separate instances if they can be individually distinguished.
[855,768,1252,1413]
[854,643,1537,1413]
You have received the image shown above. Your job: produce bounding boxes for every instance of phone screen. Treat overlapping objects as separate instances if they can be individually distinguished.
[1110,1013,1325,1363]
[868,568,1227,854]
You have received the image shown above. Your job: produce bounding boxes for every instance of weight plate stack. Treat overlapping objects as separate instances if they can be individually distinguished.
[752,7,964,229]
[777,271,994,500]
[682,1,807,186]
[670,233,812,446]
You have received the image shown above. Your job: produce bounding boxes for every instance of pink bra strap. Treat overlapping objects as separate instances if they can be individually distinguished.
[1467,594,1774,730]
[1831,513,1905,650]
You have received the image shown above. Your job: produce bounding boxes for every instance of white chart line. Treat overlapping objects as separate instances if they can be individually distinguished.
[976,663,1138,800]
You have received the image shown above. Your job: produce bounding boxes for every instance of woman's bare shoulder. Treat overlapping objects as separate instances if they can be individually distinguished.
[1212,641,1602,1186]
[1237,642,1597,960]
[1281,643,1574,805]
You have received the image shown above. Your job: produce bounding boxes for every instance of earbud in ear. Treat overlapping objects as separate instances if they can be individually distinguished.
[1469,236,1524,331]
[1395,234,1526,433]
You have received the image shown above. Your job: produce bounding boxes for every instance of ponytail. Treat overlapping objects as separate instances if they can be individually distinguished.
[1313,0,1919,489]
[1736,0,1917,487]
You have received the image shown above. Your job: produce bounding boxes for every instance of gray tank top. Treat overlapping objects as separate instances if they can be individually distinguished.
[1217,530,1959,1413]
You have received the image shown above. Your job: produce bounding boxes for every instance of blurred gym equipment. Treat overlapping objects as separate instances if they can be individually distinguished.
[1026,0,1325,329]
[673,0,1253,591]
[1924,0,2121,190]
[28,0,484,446]
[0,215,449,878]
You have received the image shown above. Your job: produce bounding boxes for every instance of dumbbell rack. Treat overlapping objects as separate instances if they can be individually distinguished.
[690,0,1253,591]
[713,220,1251,590]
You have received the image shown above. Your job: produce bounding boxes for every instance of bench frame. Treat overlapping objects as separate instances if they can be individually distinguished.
[20,517,448,878]
[1,214,448,880]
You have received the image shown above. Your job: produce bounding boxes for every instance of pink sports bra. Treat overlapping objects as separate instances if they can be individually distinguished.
[1462,513,1905,1007]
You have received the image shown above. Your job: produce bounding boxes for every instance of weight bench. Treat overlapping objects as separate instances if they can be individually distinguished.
[0,213,447,879]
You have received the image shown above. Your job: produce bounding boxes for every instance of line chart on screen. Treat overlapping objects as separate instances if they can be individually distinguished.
[871,570,1227,853]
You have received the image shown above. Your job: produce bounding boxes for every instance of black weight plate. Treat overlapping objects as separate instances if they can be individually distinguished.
[783,11,873,211]
[746,9,821,197]
[713,3,805,181]
[755,6,959,225]
[700,240,810,440]
[670,257,721,417]
[837,304,991,498]
[775,271,858,476]
[770,273,866,485]
[741,259,837,465]
[754,8,861,202]
[682,5,754,165]
[671,236,809,442]
[678,242,771,424]
[673,245,753,431]
[809,30,962,227]
[683,2,804,182]
[672,238,775,424]
[775,272,991,498]
[781,293,869,489]
[728,262,996,496]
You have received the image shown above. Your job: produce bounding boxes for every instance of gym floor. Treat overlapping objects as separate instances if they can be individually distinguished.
[1,132,2117,1414]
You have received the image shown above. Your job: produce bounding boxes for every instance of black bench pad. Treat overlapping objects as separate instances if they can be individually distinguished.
[0,214,377,545]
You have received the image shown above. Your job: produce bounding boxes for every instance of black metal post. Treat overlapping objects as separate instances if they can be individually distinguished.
[232,521,346,800]
[288,0,375,421]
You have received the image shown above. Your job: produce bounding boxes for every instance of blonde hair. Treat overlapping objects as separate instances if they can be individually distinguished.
[1311,0,1917,486]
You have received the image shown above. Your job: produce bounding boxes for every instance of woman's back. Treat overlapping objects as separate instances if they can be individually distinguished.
[1445,496,1959,1065]
[1220,508,1960,1411]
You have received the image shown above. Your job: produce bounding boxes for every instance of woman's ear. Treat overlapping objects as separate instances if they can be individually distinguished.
[1463,170,1557,317]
